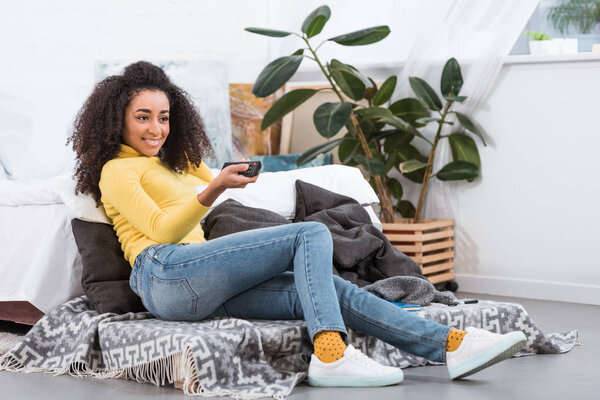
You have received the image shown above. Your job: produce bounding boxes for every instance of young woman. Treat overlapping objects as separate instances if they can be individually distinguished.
[68,61,526,387]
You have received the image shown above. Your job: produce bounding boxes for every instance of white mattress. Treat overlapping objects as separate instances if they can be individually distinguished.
[0,203,83,313]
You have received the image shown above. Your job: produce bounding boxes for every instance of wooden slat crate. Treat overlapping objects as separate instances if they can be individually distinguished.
[381,219,455,285]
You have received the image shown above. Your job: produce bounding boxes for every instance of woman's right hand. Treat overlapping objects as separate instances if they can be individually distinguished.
[196,163,259,207]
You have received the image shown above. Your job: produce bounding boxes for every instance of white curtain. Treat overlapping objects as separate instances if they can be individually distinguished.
[389,0,539,221]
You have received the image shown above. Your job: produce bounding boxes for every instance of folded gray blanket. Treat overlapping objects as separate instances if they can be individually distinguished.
[202,180,456,306]
[363,276,458,306]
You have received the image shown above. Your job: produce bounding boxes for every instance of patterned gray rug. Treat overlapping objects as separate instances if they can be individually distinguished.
[0,296,579,399]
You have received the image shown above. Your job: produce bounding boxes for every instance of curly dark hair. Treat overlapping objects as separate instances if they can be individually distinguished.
[67,61,214,205]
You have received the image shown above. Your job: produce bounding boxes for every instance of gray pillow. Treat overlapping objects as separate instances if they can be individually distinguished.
[71,218,146,314]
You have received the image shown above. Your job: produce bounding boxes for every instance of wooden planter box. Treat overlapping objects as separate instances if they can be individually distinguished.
[381,219,455,285]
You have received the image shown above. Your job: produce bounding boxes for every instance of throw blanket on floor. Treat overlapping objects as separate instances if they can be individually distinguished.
[0,296,578,399]
[202,180,456,305]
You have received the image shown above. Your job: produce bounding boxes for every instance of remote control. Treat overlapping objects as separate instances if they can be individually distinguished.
[221,161,262,177]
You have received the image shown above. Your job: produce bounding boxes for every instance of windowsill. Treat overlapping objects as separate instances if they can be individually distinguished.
[504,52,600,65]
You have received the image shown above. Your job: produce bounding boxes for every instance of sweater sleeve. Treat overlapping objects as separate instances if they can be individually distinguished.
[186,160,214,183]
[99,162,211,244]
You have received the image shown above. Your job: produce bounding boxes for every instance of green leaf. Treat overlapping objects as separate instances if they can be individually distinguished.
[399,159,429,174]
[415,117,441,124]
[389,98,430,127]
[338,134,361,165]
[393,145,428,183]
[292,49,304,56]
[329,66,366,100]
[383,131,414,154]
[353,155,386,176]
[436,161,479,181]
[245,27,294,37]
[384,152,398,173]
[301,6,331,38]
[261,89,317,130]
[297,138,343,166]
[409,76,442,111]
[387,178,403,200]
[252,55,303,97]
[371,76,397,106]
[313,102,353,138]
[455,112,487,146]
[448,133,481,169]
[440,57,463,97]
[396,200,416,218]
[377,115,430,143]
[328,25,390,46]
[357,106,394,120]
[445,95,467,102]
[344,63,373,88]
[395,144,421,163]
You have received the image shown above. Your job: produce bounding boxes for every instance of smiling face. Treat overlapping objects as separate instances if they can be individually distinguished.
[122,90,170,157]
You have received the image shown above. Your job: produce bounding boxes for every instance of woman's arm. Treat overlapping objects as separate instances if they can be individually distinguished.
[196,163,259,207]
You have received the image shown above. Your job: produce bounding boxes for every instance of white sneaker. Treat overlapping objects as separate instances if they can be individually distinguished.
[307,344,404,387]
[447,326,527,380]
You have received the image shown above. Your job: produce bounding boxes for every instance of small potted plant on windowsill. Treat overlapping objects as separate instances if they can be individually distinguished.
[525,30,555,54]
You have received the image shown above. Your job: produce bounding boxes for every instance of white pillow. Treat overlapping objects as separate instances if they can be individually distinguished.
[199,164,380,220]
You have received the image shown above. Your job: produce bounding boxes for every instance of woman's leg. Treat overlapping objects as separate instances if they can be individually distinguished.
[130,222,347,340]
[208,272,451,363]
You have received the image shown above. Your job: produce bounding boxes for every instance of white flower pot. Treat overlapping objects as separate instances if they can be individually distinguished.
[529,40,555,55]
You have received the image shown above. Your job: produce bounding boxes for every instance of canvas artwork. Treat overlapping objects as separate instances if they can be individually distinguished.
[229,83,284,160]
[96,60,232,168]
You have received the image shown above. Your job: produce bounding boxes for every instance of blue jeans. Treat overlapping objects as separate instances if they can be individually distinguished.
[130,222,451,362]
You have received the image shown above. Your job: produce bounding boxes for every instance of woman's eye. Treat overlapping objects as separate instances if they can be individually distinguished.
[160,117,169,122]
[137,115,149,120]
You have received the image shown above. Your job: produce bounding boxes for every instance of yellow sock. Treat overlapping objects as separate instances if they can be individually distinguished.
[446,328,467,352]
[313,331,347,363]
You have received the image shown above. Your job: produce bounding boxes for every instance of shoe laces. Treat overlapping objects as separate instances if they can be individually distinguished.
[347,346,383,369]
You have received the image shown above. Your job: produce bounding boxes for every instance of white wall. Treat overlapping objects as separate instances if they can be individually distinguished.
[451,54,600,305]
[0,0,415,178]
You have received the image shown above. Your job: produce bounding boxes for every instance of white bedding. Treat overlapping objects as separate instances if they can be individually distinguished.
[0,203,83,313]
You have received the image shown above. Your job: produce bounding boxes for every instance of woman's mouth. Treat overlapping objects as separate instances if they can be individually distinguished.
[143,138,161,146]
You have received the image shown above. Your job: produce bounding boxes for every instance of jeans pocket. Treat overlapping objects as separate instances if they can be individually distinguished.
[148,274,198,320]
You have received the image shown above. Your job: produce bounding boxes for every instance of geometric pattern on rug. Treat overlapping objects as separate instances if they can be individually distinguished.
[0,296,578,399]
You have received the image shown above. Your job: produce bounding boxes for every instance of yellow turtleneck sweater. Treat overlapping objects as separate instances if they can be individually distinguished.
[99,144,214,267]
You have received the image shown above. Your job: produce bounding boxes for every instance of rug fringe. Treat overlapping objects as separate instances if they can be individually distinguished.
[1,347,287,399]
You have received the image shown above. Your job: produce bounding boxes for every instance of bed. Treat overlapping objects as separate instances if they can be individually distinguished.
[0,165,381,325]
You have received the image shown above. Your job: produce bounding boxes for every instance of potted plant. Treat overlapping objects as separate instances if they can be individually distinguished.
[524,30,555,54]
[246,6,487,287]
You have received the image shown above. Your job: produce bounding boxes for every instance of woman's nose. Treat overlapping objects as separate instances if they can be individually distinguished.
[148,119,162,135]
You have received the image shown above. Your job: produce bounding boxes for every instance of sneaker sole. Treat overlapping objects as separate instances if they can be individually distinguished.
[448,331,527,380]
[308,370,404,387]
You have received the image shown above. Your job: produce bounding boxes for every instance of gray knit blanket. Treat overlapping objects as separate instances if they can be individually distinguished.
[0,296,578,399]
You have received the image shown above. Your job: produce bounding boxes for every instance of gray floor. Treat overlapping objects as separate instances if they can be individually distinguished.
[1,291,599,400]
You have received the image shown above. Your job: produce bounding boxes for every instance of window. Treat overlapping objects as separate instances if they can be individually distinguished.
[510,0,600,54]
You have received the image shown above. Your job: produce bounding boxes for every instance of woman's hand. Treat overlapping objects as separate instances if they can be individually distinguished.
[196,162,259,207]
